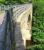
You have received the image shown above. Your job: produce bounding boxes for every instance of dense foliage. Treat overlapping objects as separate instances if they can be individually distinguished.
[28,0,44,50]
[0,0,32,4]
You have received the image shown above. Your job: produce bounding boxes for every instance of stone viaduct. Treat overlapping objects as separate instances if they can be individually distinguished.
[0,4,32,50]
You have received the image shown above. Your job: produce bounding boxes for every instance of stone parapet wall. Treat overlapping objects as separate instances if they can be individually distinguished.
[12,4,32,50]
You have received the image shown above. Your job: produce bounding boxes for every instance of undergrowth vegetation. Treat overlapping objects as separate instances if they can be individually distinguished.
[0,0,32,4]
[28,0,44,50]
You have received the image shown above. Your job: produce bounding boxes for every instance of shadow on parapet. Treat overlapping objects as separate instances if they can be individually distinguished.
[5,10,12,50]
[10,20,25,50]
[14,22,25,50]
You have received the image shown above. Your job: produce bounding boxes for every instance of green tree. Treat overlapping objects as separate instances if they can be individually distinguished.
[28,0,44,50]
[0,0,32,4]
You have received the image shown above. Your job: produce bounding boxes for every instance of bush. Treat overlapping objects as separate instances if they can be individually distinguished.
[29,0,44,50]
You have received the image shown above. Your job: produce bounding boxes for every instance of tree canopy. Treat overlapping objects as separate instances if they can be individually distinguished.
[0,0,32,4]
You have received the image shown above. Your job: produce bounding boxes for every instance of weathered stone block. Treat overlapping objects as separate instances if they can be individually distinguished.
[12,4,32,50]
